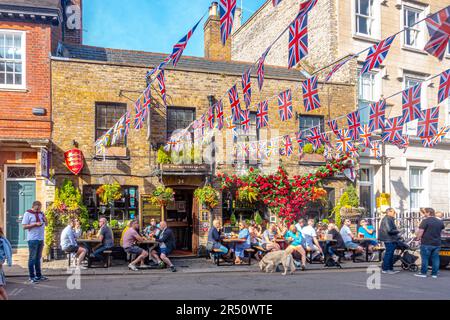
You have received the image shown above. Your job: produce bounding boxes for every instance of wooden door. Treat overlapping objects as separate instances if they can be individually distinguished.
[192,197,200,254]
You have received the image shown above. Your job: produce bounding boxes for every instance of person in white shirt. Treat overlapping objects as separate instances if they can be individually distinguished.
[295,219,305,233]
[340,219,364,254]
[60,218,87,269]
[301,219,323,260]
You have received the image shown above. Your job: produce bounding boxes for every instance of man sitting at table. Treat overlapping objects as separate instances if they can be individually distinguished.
[340,219,364,257]
[122,220,149,271]
[285,224,306,270]
[326,221,346,262]
[92,216,114,260]
[151,221,177,272]
[260,223,281,252]
[208,219,231,260]
[60,218,87,269]
[357,219,378,256]
[301,219,324,261]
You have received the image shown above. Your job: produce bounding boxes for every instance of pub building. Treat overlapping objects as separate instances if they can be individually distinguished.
[49,2,356,257]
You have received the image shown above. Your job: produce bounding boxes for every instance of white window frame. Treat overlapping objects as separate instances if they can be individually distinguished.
[358,166,376,217]
[408,166,428,212]
[0,29,26,90]
[352,0,381,40]
[401,4,426,50]
[358,67,381,124]
[403,73,428,110]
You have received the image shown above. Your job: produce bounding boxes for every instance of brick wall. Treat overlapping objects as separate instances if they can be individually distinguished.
[63,0,83,45]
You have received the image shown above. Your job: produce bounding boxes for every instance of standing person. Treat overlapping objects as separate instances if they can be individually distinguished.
[60,218,87,269]
[21,201,48,283]
[151,221,177,272]
[415,208,445,278]
[0,226,12,300]
[122,220,149,271]
[92,216,114,260]
[379,208,401,274]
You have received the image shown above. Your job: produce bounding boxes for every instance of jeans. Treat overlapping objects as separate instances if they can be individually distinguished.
[382,241,397,271]
[28,240,44,279]
[420,245,440,276]
[93,245,113,259]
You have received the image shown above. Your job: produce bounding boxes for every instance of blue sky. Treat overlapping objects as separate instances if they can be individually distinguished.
[83,0,267,57]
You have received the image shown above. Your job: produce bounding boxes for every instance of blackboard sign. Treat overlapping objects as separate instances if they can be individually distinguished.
[140,194,162,227]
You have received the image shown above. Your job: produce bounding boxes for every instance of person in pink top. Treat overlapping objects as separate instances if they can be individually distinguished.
[122,220,148,271]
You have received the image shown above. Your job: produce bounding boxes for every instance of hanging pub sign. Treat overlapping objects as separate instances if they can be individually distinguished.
[64,148,84,175]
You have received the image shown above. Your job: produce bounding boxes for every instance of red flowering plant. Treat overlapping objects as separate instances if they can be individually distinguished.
[217,155,351,226]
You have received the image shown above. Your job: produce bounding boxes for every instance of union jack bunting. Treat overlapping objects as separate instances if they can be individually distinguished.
[241,68,252,108]
[438,69,450,103]
[324,145,333,160]
[146,55,171,80]
[240,109,251,133]
[142,85,152,115]
[336,129,354,154]
[281,135,293,157]
[325,55,355,83]
[215,101,224,130]
[248,142,258,162]
[170,17,202,67]
[382,116,405,143]
[256,100,269,128]
[258,141,267,160]
[207,107,215,130]
[361,35,396,75]
[219,0,237,45]
[432,126,450,144]
[156,70,167,106]
[272,0,282,6]
[370,141,382,159]
[358,124,372,148]
[134,100,144,130]
[347,111,361,140]
[394,135,410,152]
[124,111,131,137]
[369,99,386,132]
[257,46,271,91]
[306,127,322,151]
[111,121,121,146]
[402,83,423,123]
[424,6,450,60]
[228,85,242,123]
[288,13,308,69]
[302,76,321,112]
[320,132,331,147]
[421,136,437,148]
[278,89,293,121]
[236,142,249,161]
[418,106,440,138]
[299,0,318,16]
[225,116,238,137]
[327,119,340,137]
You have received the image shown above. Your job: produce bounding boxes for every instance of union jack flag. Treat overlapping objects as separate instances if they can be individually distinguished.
[228,84,242,123]
[142,85,152,117]
[336,129,354,154]
[157,70,167,106]
[146,55,171,80]
[170,17,202,67]
[382,116,405,143]
[394,135,410,152]
[225,116,238,137]
[215,101,224,130]
[272,0,282,7]
[257,46,271,91]
[302,76,321,112]
[295,131,305,153]
[320,132,331,147]
[288,13,308,69]
[236,142,249,161]
[324,145,333,160]
[207,107,215,130]
[402,83,423,123]
[278,89,293,121]
[438,69,450,104]
[256,100,269,128]
[134,100,144,130]
[371,141,382,159]
[358,124,372,148]
[299,0,318,16]
[240,109,251,133]
[418,106,440,138]
[111,120,122,146]
[248,142,258,162]
[432,126,450,145]
[327,119,340,137]
[241,68,252,108]
[421,136,437,148]
[306,127,322,150]
[219,0,237,45]
[258,141,267,160]
[347,111,361,140]
[281,135,293,157]
[361,35,396,75]
[325,55,355,83]
[424,6,450,60]
[369,99,386,132]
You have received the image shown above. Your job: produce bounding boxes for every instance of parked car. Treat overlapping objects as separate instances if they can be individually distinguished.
[440,219,450,269]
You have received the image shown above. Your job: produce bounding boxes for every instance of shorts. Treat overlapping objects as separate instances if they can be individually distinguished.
[305,244,319,252]
[63,245,79,253]
[158,247,172,256]
[124,246,144,255]
[345,241,360,250]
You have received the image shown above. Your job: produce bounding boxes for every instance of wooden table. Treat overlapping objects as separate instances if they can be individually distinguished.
[76,239,102,267]
[139,239,158,252]
[222,238,246,265]
[275,238,287,250]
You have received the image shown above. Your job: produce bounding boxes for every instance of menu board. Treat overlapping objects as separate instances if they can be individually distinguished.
[140,194,162,227]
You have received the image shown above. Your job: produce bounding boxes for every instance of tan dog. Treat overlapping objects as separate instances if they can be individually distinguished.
[258,250,296,275]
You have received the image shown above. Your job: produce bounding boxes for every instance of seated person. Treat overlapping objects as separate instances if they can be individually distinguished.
[249,221,262,246]
[302,219,324,260]
[208,219,229,257]
[73,219,83,239]
[295,218,305,233]
[260,223,281,252]
[122,220,148,271]
[143,218,161,238]
[92,216,114,260]
[276,222,288,237]
[285,224,306,270]
[120,220,133,247]
[151,221,177,272]
[234,221,251,265]
[357,219,378,253]
[326,221,346,262]
[340,219,364,255]
[60,218,87,269]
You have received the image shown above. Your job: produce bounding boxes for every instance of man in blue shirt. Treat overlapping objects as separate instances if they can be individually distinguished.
[60,218,87,269]
[22,201,48,283]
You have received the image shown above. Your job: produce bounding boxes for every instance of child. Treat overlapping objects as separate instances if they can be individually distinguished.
[0,226,13,300]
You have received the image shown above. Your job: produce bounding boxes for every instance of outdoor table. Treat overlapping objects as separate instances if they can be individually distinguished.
[353,238,376,262]
[275,238,287,250]
[76,239,102,267]
[222,238,246,265]
[318,239,337,261]
[139,239,158,253]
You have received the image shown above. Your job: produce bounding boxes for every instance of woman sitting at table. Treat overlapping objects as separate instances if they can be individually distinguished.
[234,221,251,265]
[208,219,230,258]
[261,223,281,252]
[357,219,378,254]
[285,224,306,271]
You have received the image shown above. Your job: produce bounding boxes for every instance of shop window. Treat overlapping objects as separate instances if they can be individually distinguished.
[359,168,373,216]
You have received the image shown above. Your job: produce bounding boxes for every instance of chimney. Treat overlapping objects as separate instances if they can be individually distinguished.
[204,1,232,61]
[232,7,242,33]
[63,0,83,45]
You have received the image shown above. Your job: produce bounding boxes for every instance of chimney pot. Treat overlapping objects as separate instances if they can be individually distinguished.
[210,2,219,17]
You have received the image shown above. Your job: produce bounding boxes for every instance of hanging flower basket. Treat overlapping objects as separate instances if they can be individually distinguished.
[96,182,122,206]
[194,185,219,209]
[150,186,175,207]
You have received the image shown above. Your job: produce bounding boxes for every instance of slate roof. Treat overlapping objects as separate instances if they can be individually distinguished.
[0,0,61,22]
[58,43,307,81]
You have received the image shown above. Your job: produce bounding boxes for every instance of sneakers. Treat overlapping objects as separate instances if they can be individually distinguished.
[382,270,400,274]
[35,276,49,282]
[29,278,39,284]
[414,273,427,278]
[432,275,438,279]
[158,261,166,269]
[170,265,177,272]
[128,263,138,271]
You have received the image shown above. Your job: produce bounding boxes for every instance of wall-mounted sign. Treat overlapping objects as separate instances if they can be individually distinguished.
[41,148,50,179]
[64,148,84,175]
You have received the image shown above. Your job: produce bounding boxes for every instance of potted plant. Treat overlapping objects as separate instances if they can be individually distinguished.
[96,182,122,206]
[236,186,259,204]
[150,186,175,207]
[194,185,219,210]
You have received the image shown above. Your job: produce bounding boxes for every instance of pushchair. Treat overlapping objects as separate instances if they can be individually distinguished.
[393,237,419,272]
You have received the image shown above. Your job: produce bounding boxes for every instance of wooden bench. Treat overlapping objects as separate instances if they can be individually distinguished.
[102,250,113,268]
[211,248,226,266]
[252,245,268,261]
[244,248,255,266]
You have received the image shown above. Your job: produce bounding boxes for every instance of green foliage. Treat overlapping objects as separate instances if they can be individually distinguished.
[302,143,314,154]
[332,185,360,228]
[150,186,175,207]
[230,213,237,226]
[346,185,359,208]
[110,219,119,229]
[316,145,325,155]
[194,185,219,209]
[254,211,263,225]
[92,221,99,230]
[157,146,172,164]
[322,219,330,224]
[96,182,122,205]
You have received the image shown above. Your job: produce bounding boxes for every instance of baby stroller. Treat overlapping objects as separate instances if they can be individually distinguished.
[393,237,419,272]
